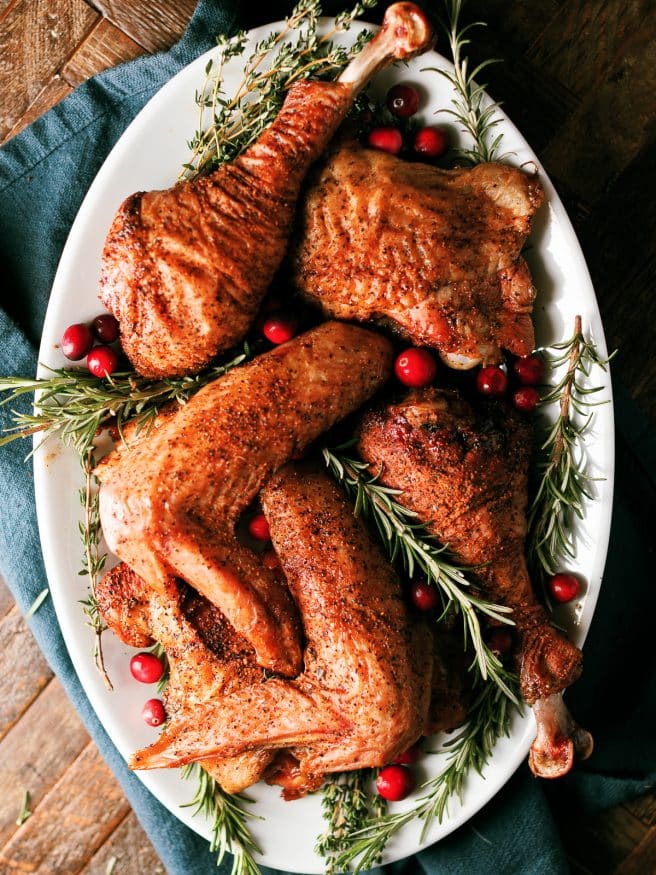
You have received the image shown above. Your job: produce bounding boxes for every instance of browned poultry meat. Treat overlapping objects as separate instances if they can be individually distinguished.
[356,388,593,777]
[95,322,393,677]
[99,3,433,378]
[129,464,433,791]
[293,142,544,369]
[97,563,275,792]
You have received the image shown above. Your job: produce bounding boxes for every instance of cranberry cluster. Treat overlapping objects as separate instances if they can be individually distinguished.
[367,84,449,159]
[61,313,120,377]
[129,652,166,727]
[476,353,545,413]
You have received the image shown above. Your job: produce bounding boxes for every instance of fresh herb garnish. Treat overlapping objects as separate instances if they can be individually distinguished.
[182,0,377,179]
[528,315,613,587]
[424,0,503,164]
[78,449,111,689]
[181,763,263,875]
[316,769,385,874]
[15,790,32,826]
[322,445,518,701]
[330,670,520,872]
[0,344,251,455]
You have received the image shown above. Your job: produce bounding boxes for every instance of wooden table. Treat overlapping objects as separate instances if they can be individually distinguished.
[1,1,655,873]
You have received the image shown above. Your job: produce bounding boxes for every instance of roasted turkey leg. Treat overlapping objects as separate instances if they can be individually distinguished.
[99,3,433,379]
[95,322,393,676]
[129,464,433,786]
[356,388,593,778]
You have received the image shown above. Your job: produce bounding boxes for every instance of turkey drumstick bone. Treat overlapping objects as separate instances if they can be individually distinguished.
[99,3,433,380]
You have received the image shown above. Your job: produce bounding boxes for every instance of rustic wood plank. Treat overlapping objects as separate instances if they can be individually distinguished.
[0,575,15,620]
[625,792,656,828]
[0,0,99,140]
[86,0,196,53]
[466,0,562,55]
[3,75,72,142]
[0,741,131,873]
[539,11,656,204]
[0,606,52,742]
[0,677,90,848]
[557,804,648,874]
[528,0,655,98]
[577,143,656,421]
[82,811,164,875]
[61,17,144,88]
[616,825,656,875]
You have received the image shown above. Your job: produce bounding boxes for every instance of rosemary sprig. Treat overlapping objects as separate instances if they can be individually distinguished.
[316,769,383,874]
[79,448,112,690]
[181,0,377,179]
[332,670,520,872]
[0,344,251,456]
[528,315,612,586]
[25,587,49,620]
[16,790,32,826]
[150,641,170,695]
[322,445,517,701]
[424,0,503,164]
[181,763,262,875]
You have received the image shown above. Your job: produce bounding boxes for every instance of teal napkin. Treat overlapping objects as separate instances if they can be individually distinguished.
[1,2,654,873]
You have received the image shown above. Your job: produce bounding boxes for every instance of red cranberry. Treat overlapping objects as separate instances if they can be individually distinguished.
[61,323,93,361]
[513,354,545,386]
[262,314,296,345]
[142,698,166,727]
[368,127,403,155]
[248,512,270,541]
[376,764,415,801]
[394,348,437,388]
[414,126,449,159]
[410,579,440,611]
[393,740,422,765]
[386,84,420,118]
[476,365,508,397]
[87,345,118,378]
[549,572,581,603]
[92,313,120,344]
[513,385,540,412]
[130,652,164,684]
[486,626,514,657]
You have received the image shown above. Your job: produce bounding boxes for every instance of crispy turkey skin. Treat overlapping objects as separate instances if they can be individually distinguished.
[293,142,544,368]
[99,3,434,379]
[130,464,433,788]
[357,388,593,777]
[95,322,393,677]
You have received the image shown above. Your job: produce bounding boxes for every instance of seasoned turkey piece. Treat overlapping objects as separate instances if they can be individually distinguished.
[293,142,544,369]
[99,3,433,379]
[357,389,593,777]
[95,322,393,677]
[97,563,275,793]
[129,464,433,791]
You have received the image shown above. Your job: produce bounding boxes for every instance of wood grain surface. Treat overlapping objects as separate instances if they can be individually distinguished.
[1,1,655,873]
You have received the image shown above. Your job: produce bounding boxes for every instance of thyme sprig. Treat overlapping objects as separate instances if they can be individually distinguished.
[316,769,384,874]
[322,445,517,701]
[424,0,503,164]
[528,315,612,587]
[0,345,251,456]
[79,448,111,690]
[331,670,520,872]
[181,763,263,875]
[182,0,377,179]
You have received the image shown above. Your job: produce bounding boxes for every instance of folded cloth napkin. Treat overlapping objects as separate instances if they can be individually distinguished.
[1,2,654,873]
